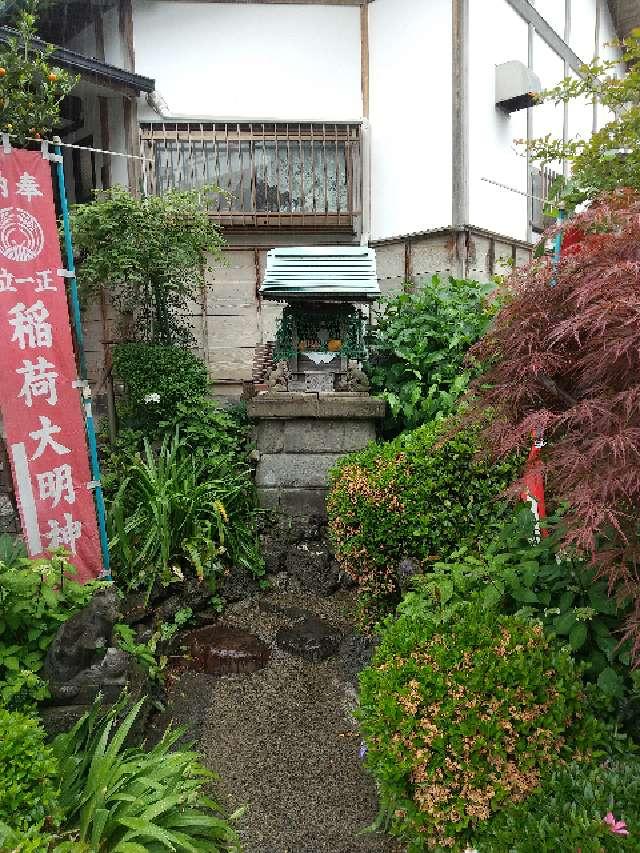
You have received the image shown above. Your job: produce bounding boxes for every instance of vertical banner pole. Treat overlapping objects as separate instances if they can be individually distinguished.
[53,142,111,580]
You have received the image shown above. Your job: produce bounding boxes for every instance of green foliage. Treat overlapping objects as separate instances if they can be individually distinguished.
[0,709,60,834]
[0,532,26,568]
[160,398,251,468]
[524,32,640,207]
[367,276,495,433]
[0,551,104,709]
[405,508,640,730]
[0,2,77,143]
[358,600,596,851]
[327,418,519,624]
[108,429,263,598]
[52,698,242,852]
[112,343,210,434]
[474,757,640,851]
[114,608,193,684]
[69,186,225,345]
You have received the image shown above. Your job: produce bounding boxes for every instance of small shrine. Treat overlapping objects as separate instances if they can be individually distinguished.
[247,247,385,522]
[260,247,379,393]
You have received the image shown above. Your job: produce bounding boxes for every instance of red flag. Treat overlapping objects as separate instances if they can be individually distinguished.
[0,148,101,581]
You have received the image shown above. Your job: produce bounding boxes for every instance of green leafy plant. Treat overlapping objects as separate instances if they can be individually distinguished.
[474,757,640,851]
[0,532,26,568]
[327,418,519,624]
[358,599,598,851]
[108,429,263,598]
[70,186,225,345]
[112,343,210,434]
[52,698,242,852]
[0,551,104,709]
[523,31,640,208]
[114,608,193,684]
[0,708,60,834]
[0,1,77,143]
[367,276,495,433]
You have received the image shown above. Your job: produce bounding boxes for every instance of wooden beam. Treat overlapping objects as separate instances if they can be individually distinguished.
[452,0,469,227]
[360,0,369,118]
[118,0,136,72]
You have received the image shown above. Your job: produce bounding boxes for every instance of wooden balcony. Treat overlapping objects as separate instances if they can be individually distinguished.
[140,121,362,233]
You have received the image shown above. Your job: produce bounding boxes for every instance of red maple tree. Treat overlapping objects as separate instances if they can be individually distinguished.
[466,189,640,654]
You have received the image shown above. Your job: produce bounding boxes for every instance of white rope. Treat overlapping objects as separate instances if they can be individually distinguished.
[481,176,555,207]
[5,133,145,161]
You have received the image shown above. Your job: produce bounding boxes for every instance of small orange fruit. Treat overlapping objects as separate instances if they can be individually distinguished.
[0,68,6,77]
[48,72,57,82]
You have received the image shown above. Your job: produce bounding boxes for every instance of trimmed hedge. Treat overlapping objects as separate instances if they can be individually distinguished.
[327,419,518,622]
[358,600,595,851]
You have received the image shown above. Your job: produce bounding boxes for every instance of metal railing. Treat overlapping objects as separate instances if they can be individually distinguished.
[531,165,560,233]
[140,121,362,230]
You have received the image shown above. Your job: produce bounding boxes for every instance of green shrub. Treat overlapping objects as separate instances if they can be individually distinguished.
[108,429,263,597]
[403,507,640,733]
[474,758,640,851]
[53,699,241,852]
[112,342,209,434]
[367,276,495,433]
[358,600,595,851]
[0,710,59,834]
[0,552,104,709]
[327,419,518,623]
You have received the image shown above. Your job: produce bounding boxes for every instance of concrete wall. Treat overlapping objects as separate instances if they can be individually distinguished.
[132,1,362,121]
[368,0,452,240]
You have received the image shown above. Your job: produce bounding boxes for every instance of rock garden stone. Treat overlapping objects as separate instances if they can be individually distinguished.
[178,624,270,675]
[276,614,342,662]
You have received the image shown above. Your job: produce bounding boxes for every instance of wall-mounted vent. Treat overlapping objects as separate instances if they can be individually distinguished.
[260,247,379,301]
[496,61,542,112]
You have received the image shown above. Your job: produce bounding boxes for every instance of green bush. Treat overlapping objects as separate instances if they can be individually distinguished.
[0,710,60,834]
[0,552,104,709]
[108,429,263,597]
[358,600,595,851]
[474,758,640,851]
[403,508,640,734]
[53,699,241,852]
[327,419,518,623]
[367,276,495,433]
[112,343,209,434]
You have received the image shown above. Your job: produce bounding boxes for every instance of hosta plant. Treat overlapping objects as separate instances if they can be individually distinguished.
[358,599,596,851]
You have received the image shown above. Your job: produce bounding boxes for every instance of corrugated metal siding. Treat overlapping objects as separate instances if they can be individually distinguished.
[260,246,379,300]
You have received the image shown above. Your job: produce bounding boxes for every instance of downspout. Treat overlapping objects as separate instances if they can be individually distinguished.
[452,0,470,278]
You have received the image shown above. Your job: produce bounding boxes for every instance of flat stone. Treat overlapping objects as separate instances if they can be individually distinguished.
[276,616,342,662]
[286,542,340,596]
[256,453,343,488]
[257,419,376,454]
[179,625,270,675]
[278,487,328,517]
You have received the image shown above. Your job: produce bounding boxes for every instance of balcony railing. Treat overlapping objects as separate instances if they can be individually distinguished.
[140,121,362,230]
[531,165,560,233]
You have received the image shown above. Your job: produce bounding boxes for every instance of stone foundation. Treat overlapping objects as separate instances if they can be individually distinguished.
[248,392,384,519]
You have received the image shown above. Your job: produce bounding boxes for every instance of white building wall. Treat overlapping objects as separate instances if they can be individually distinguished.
[468,0,530,240]
[132,1,362,121]
[368,0,452,241]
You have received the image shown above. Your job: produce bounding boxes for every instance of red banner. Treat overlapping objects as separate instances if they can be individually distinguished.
[0,148,101,582]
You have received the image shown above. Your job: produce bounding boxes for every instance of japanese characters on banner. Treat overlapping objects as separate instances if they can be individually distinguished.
[0,148,101,582]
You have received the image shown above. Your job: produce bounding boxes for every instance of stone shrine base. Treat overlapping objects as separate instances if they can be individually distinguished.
[248,392,384,519]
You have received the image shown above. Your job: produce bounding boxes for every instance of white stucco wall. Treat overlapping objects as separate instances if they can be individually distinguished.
[368,0,452,241]
[132,1,362,120]
[468,0,530,240]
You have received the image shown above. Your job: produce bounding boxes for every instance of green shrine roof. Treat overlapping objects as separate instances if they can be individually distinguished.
[260,247,379,301]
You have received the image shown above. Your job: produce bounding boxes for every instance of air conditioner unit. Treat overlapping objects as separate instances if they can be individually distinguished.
[496,60,542,113]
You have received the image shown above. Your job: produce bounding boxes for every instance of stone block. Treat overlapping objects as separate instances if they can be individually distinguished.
[248,394,319,419]
[256,421,285,453]
[279,488,328,517]
[256,453,343,489]
[316,395,386,419]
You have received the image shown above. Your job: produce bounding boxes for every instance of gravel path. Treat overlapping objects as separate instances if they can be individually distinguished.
[161,590,402,853]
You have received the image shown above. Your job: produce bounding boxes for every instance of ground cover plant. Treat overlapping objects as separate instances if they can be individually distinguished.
[358,598,598,851]
[0,549,103,709]
[366,276,495,434]
[327,417,518,624]
[462,189,640,658]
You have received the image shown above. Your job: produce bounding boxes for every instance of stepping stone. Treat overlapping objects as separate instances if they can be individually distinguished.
[179,625,270,675]
[276,616,342,662]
